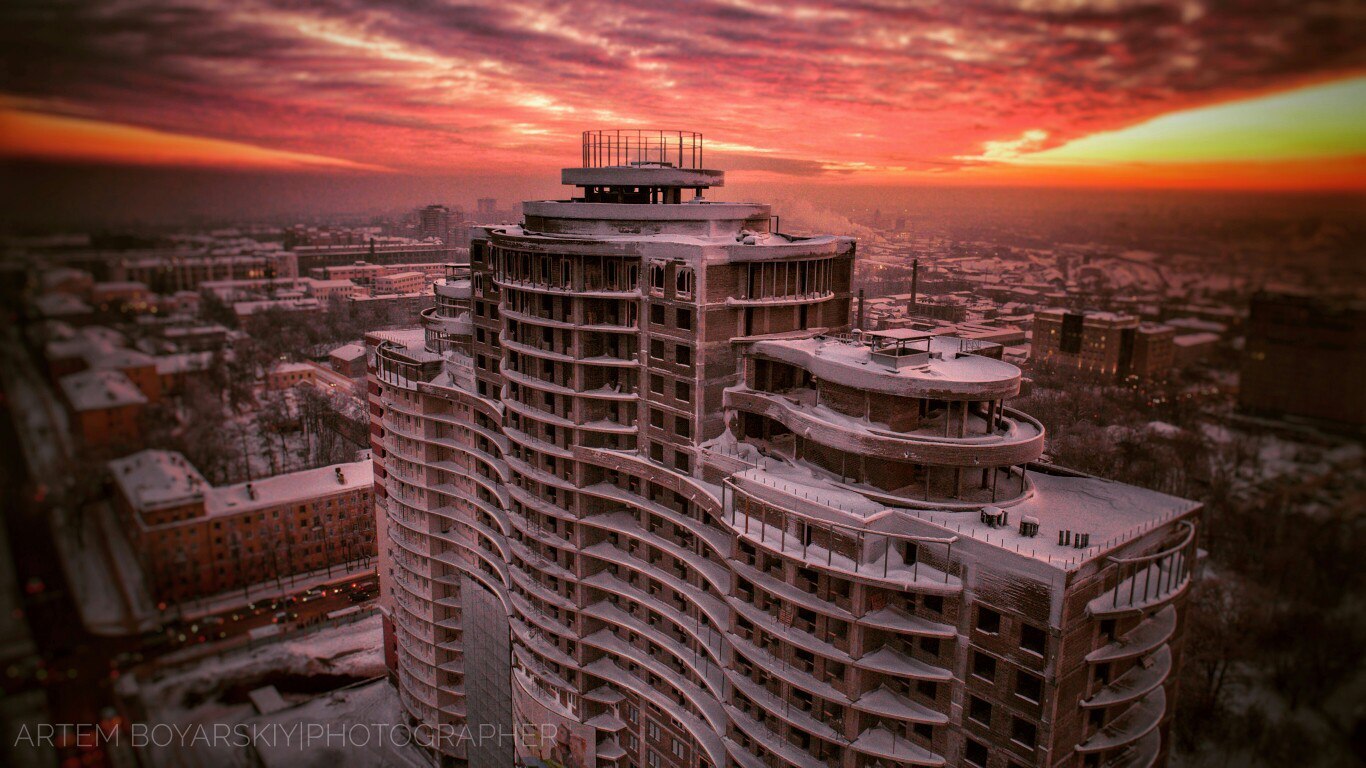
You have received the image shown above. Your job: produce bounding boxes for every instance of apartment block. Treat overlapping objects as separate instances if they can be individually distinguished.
[1032,310,1174,380]
[368,131,1197,768]
[1239,291,1366,431]
[108,450,376,604]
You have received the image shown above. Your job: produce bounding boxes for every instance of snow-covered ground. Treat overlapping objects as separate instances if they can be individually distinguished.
[125,614,412,768]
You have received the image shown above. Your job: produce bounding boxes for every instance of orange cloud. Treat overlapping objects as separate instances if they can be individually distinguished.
[0,109,389,172]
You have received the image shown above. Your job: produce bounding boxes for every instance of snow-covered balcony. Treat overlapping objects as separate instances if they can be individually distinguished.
[723,474,962,592]
[1089,521,1196,617]
[849,724,945,766]
[1086,605,1178,665]
[1075,688,1167,755]
[1083,646,1172,709]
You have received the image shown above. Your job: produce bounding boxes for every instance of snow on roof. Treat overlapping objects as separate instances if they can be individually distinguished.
[271,362,315,374]
[32,293,92,317]
[92,281,149,293]
[59,369,148,411]
[903,467,1198,571]
[329,343,366,361]
[85,347,156,370]
[205,458,372,516]
[1173,332,1220,347]
[155,351,215,375]
[109,450,209,512]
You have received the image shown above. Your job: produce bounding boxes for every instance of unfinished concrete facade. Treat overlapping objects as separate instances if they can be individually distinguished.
[368,130,1198,768]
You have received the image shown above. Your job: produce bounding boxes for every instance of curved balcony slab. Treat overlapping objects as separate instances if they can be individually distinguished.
[1075,687,1166,754]
[725,387,1043,468]
[1102,729,1161,768]
[749,336,1021,401]
[1086,605,1177,664]
[1083,646,1172,709]
[849,725,945,766]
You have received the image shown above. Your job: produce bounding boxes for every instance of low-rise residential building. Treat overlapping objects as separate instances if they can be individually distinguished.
[328,343,368,379]
[58,369,148,447]
[266,362,316,390]
[372,271,426,295]
[108,451,376,604]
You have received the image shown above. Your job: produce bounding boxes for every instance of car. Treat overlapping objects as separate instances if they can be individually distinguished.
[271,611,297,624]
[201,616,224,626]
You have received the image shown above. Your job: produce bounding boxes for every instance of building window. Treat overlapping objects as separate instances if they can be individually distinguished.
[964,739,988,767]
[968,695,992,726]
[976,606,1001,634]
[1021,623,1046,656]
[651,409,665,428]
[675,345,692,367]
[650,375,665,394]
[647,721,661,741]
[1015,670,1042,703]
[1012,717,1037,749]
[675,381,691,403]
[650,339,665,359]
[651,304,665,325]
[972,652,997,682]
[650,442,664,462]
[676,308,692,330]
[650,263,665,295]
[673,452,690,472]
[675,416,692,439]
[923,595,943,613]
[913,721,932,741]
[675,268,694,300]
[671,738,687,758]
[919,636,940,656]
[917,679,937,700]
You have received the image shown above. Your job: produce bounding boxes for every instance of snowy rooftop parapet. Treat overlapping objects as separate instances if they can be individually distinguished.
[206,458,373,517]
[750,333,1020,401]
[109,449,209,512]
[59,368,148,411]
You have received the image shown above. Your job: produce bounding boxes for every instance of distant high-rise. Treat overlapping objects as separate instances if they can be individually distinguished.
[476,197,497,217]
[1032,309,1174,381]
[368,130,1197,768]
[1239,291,1366,430]
[419,204,455,242]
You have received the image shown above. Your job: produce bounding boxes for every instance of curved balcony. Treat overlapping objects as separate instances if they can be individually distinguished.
[748,336,1022,401]
[849,725,945,767]
[420,305,472,337]
[725,387,1044,468]
[1075,687,1166,754]
[1087,605,1177,664]
[1083,646,1172,709]
[1089,521,1196,617]
[501,306,638,335]
[725,291,836,308]
[1101,729,1161,768]
[724,478,961,592]
[499,333,639,368]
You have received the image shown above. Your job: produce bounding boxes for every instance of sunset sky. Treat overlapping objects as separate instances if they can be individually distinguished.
[2,0,1364,214]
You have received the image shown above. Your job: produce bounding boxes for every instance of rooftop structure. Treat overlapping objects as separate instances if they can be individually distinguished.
[367,131,1198,768]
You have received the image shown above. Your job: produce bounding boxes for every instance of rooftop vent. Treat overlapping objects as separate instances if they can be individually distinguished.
[246,482,256,500]
[1019,516,1040,538]
[980,506,1007,528]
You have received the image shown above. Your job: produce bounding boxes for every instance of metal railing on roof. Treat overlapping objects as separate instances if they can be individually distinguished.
[582,129,703,169]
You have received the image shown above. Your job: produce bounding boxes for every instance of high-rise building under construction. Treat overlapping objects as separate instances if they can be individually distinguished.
[368,130,1198,768]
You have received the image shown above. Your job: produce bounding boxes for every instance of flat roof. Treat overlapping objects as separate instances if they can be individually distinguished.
[59,369,148,411]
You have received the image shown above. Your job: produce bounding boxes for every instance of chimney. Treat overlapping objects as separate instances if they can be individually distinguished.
[910,258,919,310]
[856,289,865,331]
